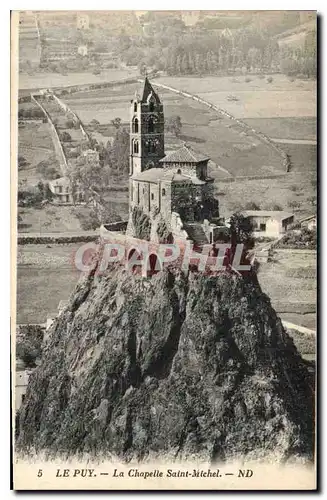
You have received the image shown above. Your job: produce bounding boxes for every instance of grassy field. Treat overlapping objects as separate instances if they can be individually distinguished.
[18,68,139,91]
[62,77,316,214]
[159,74,316,119]
[65,82,285,178]
[18,205,95,233]
[17,243,82,323]
[243,117,316,141]
[18,122,60,186]
[258,250,316,330]
[218,170,316,219]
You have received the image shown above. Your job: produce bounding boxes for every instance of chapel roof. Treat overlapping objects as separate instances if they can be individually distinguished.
[159,144,210,164]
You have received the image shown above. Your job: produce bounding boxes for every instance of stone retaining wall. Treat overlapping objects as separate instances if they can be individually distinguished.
[18,234,98,245]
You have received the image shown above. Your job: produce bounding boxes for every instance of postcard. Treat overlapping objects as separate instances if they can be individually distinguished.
[11,10,317,490]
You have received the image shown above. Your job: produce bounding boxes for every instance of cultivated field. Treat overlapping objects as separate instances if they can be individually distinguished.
[17,243,82,324]
[218,170,316,220]
[18,68,139,91]
[258,249,316,330]
[159,74,317,120]
[18,205,92,233]
[64,81,285,179]
[62,76,316,216]
[18,121,60,186]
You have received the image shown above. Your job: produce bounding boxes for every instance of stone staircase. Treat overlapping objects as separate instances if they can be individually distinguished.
[183,223,209,245]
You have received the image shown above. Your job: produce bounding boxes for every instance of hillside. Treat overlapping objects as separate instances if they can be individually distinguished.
[16,263,314,463]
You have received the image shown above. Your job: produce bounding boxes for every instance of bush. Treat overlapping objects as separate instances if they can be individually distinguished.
[288,200,301,210]
[36,160,61,180]
[244,201,260,210]
[75,208,101,231]
[16,325,44,368]
[18,155,28,169]
[59,131,72,142]
[267,76,273,83]
[277,228,317,249]
[132,207,151,240]
[264,203,283,211]
[65,119,75,129]
[157,218,173,243]
[17,186,43,207]
[245,77,252,83]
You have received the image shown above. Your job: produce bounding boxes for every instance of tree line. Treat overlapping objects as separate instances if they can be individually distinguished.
[114,15,316,79]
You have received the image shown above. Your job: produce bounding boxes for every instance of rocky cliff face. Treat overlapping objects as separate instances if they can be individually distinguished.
[16,264,314,463]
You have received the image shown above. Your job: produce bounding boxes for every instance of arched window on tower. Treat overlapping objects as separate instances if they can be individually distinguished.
[149,101,154,112]
[133,140,139,154]
[146,140,156,154]
[134,102,137,112]
[132,117,139,133]
[147,116,154,133]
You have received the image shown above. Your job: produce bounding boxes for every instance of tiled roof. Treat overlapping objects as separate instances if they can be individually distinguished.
[160,145,210,164]
[242,210,294,222]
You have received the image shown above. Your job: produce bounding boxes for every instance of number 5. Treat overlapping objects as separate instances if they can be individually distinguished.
[37,469,43,477]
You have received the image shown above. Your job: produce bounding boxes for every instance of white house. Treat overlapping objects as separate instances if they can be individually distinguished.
[48,177,73,203]
[77,45,88,57]
[241,210,295,238]
[300,214,317,231]
[48,176,84,204]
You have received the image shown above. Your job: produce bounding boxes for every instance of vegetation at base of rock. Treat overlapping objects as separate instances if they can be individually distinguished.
[16,264,314,462]
[277,228,317,250]
[16,325,44,368]
[156,217,173,243]
[229,212,255,249]
[132,207,151,241]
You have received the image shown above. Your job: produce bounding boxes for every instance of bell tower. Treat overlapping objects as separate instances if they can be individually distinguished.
[129,77,165,177]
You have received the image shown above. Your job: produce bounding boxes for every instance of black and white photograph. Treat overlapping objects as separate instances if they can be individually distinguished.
[11,9,317,490]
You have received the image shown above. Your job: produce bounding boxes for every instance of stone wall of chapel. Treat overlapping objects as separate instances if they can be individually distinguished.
[160,181,172,218]
[162,162,197,177]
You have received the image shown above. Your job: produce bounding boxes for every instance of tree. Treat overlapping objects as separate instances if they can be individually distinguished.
[106,127,130,174]
[59,131,72,142]
[244,201,260,210]
[36,159,61,180]
[138,61,147,76]
[75,207,101,230]
[18,156,28,169]
[229,212,254,249]
[165,115,182,137]
[90,119,100,130]
[111,117,122,130]
[288,200,301,210]
[65,119,75,129]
